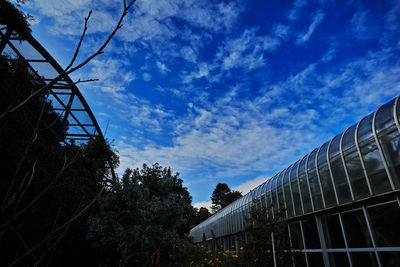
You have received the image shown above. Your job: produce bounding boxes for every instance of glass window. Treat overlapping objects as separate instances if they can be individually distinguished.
[293,254,307,267]
[368,202,400,247]
[375,100,400,188]
[290,160,303,215]
[317,142,337,207]
[299,156,313,213]
[284,165,294,217]
[342,209,372,248]
[307,253,324,266]
[324,214,345,248]
[307,148,324,210]
[375,99,396,134]
[380,252,400,267]
[350,252,378,267]
[266,179,273,217]
[358,115,392,194]
[302,217,321,249]
[271,175,279,213]
[329,253,350,267]
[289,222,303,249]
[343,126,370,199]
[277,170,285,212]
[378,129,400,189]
[329,134,352,203]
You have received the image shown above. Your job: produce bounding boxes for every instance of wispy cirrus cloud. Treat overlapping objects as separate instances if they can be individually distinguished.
[296,10,325,45]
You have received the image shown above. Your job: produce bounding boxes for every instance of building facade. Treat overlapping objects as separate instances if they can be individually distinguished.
[190,96,400,267]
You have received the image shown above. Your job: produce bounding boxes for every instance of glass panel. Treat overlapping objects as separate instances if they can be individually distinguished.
[284,167,294,217]
[289,222,303,249]
[380,252,400,267]
[308,148,324,210]
[350,252,378,267]
[307,253,324,266]
[377,128,400,189]
[277,171,285,212]
[329,135,352,203]
[342,209,372,248]
[317,142,337,207]
[368,202,400,247]
[299,156,312,213]
[375,99,396,134]
[290,160,302,215]
[342,125,357,152]
[302,217,321,249]
[358,114,374,143]
[272,175,279,214]
[266,179,273,217]
[293,253,307,267]
[359,139,391,194]
[375,99,400,188]
[343,128,370,199]
[325,214,345,248]
[329,253,350,267]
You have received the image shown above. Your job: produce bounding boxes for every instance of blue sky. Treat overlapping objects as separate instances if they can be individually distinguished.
[20,0,400,209]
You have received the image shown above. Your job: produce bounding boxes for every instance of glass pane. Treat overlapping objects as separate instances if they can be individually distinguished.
[307,252,324,266]
[284,182,294,217]
[342,125,357,152]
[378,129,400,189]
[302,217,321,249]
[277,171,285,211]
[342,210,372,248]
[290,160,302,215]
[329,135,352,203]
[325,214,345,248]
[368,202,400,247]
[293,253,307,267]
[358,114,374,144]
[375,98,395,134]
[272,175,279,213]
[308,149,324,210]
[359,140,391,195]
[317,142,337,207]
[289,222,304,249]
[380,251,400,267]
[344,148,370,199]
[350,252,378,267]
[299,156,312,213]
[330,253,350,267]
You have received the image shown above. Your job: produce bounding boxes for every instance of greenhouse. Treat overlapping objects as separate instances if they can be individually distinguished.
[190,96,400,267]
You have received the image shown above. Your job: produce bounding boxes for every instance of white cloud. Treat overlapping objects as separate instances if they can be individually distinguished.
[193,201,212,211]
[216,28,280,72]
[156,61,170,74]
[143,72,152,81]
[233,175,268,195]
[287,0,308,21]
[321,47,336,62]
[296,10,325,45]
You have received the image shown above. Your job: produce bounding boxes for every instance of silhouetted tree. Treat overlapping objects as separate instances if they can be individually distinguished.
[190,207,212,227]
[87,163,193,266]
[211,183,242,213]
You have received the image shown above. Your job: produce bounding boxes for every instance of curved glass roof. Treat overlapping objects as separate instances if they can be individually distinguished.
[0,24,104,144]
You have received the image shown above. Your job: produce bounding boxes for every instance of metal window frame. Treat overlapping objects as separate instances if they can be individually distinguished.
[305,150,316,212]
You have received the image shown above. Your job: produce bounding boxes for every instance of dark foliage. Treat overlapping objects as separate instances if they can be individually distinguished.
[0,0,32,34]
[0,54,118,266]
[190,207,212,227]
[87,163,193,266]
